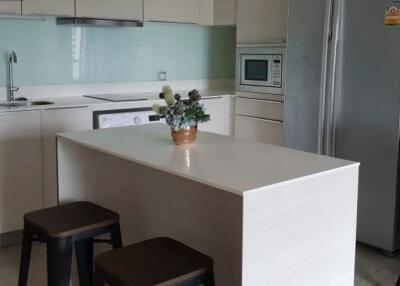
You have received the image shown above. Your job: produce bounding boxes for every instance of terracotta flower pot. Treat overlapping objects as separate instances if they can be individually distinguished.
[171,127,197,145]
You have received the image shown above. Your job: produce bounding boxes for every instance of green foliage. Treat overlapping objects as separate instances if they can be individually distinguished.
[185,102,210,123]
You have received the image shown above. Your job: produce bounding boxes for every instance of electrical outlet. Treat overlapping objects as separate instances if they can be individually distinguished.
[158,71,167,81]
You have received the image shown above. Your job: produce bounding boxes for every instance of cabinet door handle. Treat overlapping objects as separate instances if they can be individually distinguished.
[202,96,223,100]
[147,20,197,25]
[236,115,283,124]
[236,97,283,104]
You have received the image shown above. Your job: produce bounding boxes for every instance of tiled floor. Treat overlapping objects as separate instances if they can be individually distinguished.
[0,242,399,285]
[0,243,79,285]
[355,244,400,286]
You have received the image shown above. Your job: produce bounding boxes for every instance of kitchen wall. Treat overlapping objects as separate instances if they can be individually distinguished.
[0,17,235,88]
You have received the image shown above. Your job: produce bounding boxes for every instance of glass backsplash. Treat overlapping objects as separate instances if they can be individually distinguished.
[0,17,236,87]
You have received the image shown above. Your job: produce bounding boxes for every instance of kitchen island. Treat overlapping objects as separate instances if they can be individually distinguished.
[57,124,359,286]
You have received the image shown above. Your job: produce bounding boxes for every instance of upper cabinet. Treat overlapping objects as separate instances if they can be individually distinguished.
[3,0,236,26]
[0,1,21,14]
[214,0,236,26]
[237,0,289,43]
[144,0,235,25]
[22,0,74,16]
[76,0,143,20]
[198,0,214,25]
[144,0,199,24]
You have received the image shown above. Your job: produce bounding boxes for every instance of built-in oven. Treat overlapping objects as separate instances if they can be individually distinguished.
[93,108,163,129]
[236,45,286,95]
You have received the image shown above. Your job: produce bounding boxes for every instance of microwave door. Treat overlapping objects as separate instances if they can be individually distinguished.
[241,55,272,87]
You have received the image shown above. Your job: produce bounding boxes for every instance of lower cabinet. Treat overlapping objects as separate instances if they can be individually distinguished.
[41,107,92,208]
[199,96,232,136]
[0,111,42,233]
[234,96,284,145]
[234,115,283,145]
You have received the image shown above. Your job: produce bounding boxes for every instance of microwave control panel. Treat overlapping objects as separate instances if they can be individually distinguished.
[271,55,283,87]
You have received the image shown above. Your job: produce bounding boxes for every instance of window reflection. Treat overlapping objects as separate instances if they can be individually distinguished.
[185,149,191,168]
[72,27,86,81]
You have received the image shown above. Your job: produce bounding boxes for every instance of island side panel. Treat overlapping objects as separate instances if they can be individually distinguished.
[57,138,101,203]
[242,166,359,286]
[57,139,243,286]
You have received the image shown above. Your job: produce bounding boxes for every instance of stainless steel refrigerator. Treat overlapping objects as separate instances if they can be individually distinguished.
[284,0,400,253]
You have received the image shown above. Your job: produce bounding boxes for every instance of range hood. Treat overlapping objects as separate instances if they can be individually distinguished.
[56,17,143,27]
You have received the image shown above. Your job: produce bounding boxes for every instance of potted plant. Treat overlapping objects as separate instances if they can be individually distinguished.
[153,86,210,145]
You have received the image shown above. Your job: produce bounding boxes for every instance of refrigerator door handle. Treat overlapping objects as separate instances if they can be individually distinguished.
[329,36,341,157]
[328,0,335,41]
[328,0,341,157]
[327,0,341,157]
[318,0,334,155]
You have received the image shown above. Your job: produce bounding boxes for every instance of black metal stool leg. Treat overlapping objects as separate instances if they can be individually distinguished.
[203,271,215,286]
[47,237,73,286]
[18,225,33,286]
[76,238,94,286]
[110,223,122,249]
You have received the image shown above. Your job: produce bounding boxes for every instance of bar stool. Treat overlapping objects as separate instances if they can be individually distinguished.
[18,201,123,286]
[94,237,215,286]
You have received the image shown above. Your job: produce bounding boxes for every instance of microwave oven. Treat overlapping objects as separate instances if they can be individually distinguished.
[236,46,286,95]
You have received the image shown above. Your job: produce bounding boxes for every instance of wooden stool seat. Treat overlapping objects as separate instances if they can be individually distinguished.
[95,237,215,286]
[24,201,119,238]
[19,202,123,286]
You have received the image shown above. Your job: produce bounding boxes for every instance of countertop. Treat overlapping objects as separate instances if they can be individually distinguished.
[0,88,234,113]
[57,124,358,196]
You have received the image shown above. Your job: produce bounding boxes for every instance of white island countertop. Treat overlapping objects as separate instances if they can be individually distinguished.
[57,124,358,196]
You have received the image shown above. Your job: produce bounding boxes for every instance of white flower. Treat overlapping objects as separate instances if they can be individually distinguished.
[162,85,176,107]
[152,104,161,114]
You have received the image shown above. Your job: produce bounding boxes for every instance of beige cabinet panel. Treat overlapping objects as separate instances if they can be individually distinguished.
[214,0,236,26]
[234,115,283,145]
[237,0,289,43]
[198,96,232,136]
[22,0,74,16]
[76,0,143,20]
[41,107,92,208]
[144,0,199,24]
[0,1,21,14]
[198,0,214,25]
[0,111,42,233]
[235,97,283,121]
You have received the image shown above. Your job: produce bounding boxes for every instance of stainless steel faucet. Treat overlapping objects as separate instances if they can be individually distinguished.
[7,51,19,102]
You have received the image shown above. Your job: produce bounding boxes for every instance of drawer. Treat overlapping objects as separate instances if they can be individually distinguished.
[234,115,283,146]
[235,97,284,121]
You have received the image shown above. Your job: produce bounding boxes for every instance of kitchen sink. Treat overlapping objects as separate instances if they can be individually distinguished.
[0,101,54,108]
